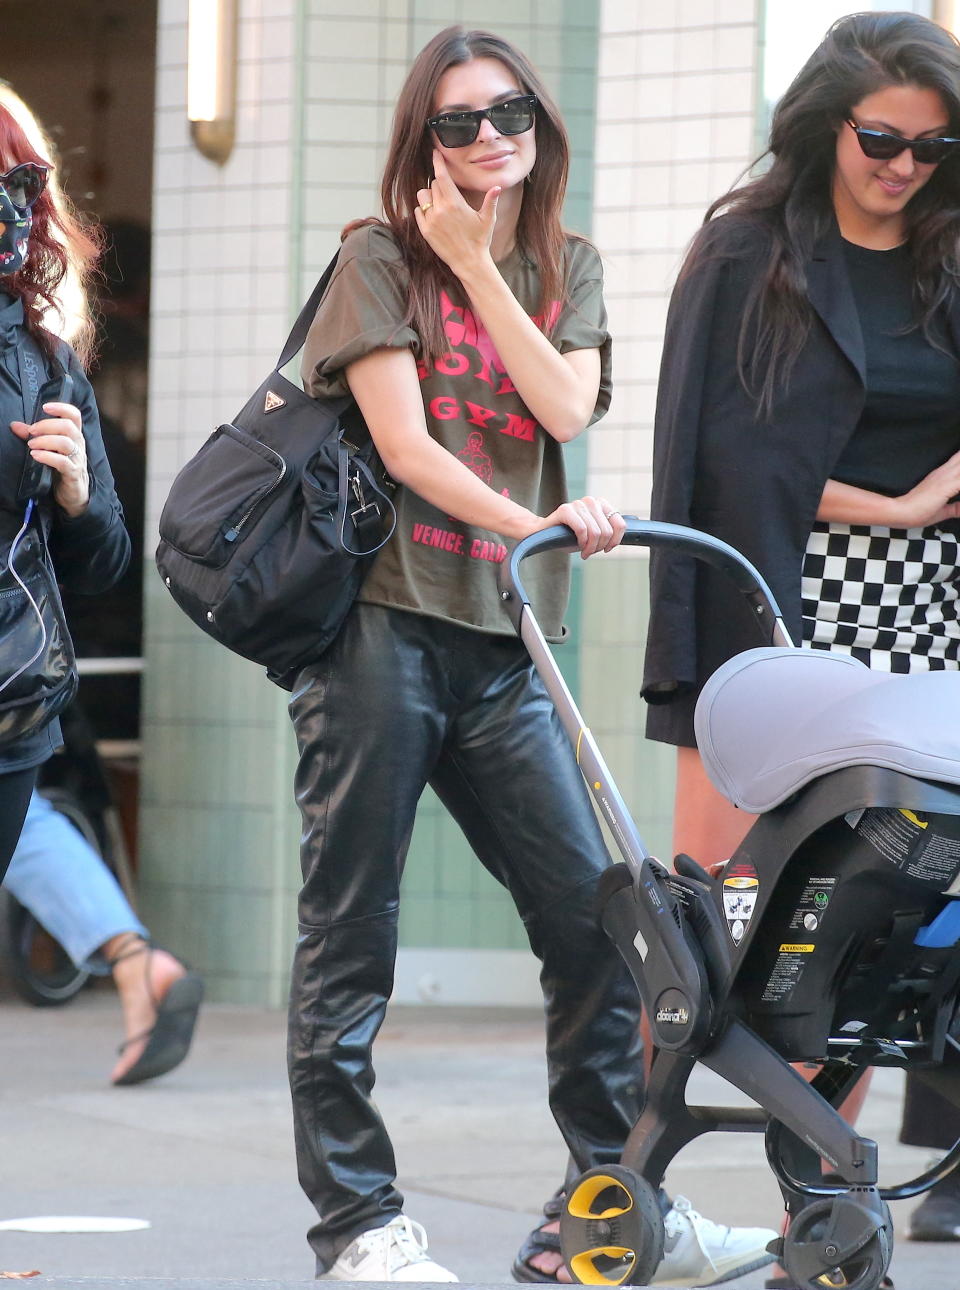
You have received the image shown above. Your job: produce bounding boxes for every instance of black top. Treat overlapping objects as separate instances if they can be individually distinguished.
[832,239,960,496]
[642,214,960,748]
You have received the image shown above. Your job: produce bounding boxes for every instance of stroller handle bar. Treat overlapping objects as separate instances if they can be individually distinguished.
[499,517,794,648]
[493,517,798,1063]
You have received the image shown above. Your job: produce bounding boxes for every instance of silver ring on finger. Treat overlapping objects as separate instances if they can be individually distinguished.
[68,445,80,461]
[603,509,620,520]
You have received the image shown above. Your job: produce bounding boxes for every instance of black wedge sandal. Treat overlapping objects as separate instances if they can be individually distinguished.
[108,934,204,1086]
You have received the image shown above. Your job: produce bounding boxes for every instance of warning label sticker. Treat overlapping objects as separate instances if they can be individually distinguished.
[722,862,760,945]
[849,808,960,887]
[761,945,813,1002]
[761,876,836,1003]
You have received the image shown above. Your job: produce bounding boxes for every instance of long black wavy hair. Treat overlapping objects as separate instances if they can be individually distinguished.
[685,10,960,414]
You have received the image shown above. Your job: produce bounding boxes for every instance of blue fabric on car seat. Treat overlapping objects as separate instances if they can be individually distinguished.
[914,900,960,948]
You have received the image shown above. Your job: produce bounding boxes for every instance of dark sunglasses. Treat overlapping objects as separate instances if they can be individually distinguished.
[0,163,49,212]
[427,94,538,149]
[847,119,960,165]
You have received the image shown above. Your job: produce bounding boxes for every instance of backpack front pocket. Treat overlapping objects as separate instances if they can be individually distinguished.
[158,424,287,566]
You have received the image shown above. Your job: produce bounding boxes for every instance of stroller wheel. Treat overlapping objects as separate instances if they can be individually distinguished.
[560,1165,664,1285]
[782,1198,892,1290]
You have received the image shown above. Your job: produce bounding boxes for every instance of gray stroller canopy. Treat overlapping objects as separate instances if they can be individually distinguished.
[694,647,960,814]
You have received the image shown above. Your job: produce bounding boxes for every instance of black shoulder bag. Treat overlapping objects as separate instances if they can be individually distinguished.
[0,339,78,746]
[155,253,397,689]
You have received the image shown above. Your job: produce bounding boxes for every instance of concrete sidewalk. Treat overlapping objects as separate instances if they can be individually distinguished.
[0,991,953,1286]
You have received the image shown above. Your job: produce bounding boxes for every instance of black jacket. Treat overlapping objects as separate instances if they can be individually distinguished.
[0,293,130,771]
[641,214,960,747]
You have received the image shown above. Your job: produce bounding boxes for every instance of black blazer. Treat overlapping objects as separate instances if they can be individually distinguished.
[641,214,960,747]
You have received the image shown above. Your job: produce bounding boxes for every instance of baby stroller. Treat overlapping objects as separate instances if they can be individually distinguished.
[499,520,960,1290]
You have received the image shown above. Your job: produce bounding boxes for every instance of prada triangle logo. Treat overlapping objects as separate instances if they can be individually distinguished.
[264,390,286,413]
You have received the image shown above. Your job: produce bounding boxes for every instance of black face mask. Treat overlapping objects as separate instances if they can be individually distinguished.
[0,187,30,276]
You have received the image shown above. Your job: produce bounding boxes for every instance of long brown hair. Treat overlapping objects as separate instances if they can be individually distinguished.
[684,10,960,415]
[350,26,574,362]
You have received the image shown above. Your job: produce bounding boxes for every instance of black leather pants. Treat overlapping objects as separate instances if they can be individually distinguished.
[287,604,643,1273]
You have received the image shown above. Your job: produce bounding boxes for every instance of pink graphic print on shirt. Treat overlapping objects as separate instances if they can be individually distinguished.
[456,430,494,484]
[409,292,561,565]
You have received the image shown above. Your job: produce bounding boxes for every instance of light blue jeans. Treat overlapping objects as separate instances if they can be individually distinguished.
[3,789,148,973]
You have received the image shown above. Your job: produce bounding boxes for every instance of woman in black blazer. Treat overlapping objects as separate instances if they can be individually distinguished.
[644,10,960,1257]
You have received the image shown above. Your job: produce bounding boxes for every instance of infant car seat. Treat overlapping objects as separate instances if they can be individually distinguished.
[499,520,960,1290]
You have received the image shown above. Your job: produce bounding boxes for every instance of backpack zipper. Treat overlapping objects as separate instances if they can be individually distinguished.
[223,446,287,543]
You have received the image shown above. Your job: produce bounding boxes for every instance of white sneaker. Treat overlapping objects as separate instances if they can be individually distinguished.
[325,1215,459,1282]
[652,1195,777,1286]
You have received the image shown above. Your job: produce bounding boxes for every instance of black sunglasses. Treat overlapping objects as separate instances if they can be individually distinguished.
[846,119,960,165]
[427,94,538,149]
[0,163,49,212]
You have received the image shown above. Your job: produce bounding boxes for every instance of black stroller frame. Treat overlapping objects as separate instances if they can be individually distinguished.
[499,520,960,1290]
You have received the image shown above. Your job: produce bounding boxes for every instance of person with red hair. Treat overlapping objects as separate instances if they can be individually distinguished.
[0,98,129,880]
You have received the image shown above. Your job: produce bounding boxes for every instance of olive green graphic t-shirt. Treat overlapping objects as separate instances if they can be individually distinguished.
[302,224,611,640]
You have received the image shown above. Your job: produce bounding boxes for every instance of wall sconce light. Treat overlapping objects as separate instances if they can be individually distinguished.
[934,0,959,36]
[187,0,238,165]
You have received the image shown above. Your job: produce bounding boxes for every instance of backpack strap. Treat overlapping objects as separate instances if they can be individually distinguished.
[14,336,71,539]
[280,250,376,455]
[15,332,48,424]
[277,251,342,371]
[336,438,397,558]
[14,334,70,425]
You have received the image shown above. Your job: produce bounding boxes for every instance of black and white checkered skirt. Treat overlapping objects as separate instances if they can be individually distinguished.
[801,521,960,671]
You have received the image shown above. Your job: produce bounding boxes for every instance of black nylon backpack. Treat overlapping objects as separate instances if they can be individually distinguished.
[155,253,396,689]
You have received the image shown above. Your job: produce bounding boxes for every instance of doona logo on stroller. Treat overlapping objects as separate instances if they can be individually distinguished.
[499,521,960,1290]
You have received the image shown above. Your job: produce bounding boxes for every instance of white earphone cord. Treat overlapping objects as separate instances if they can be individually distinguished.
[0,500,48,697]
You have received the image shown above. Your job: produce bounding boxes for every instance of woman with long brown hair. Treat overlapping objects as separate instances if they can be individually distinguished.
[285,24,773,1285]
[287,23,629,1281]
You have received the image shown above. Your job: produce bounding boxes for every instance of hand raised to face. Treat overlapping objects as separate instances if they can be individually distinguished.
[414,150,501,277]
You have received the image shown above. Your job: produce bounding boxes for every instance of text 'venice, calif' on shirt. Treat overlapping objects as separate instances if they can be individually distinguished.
[302,224,611,641]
